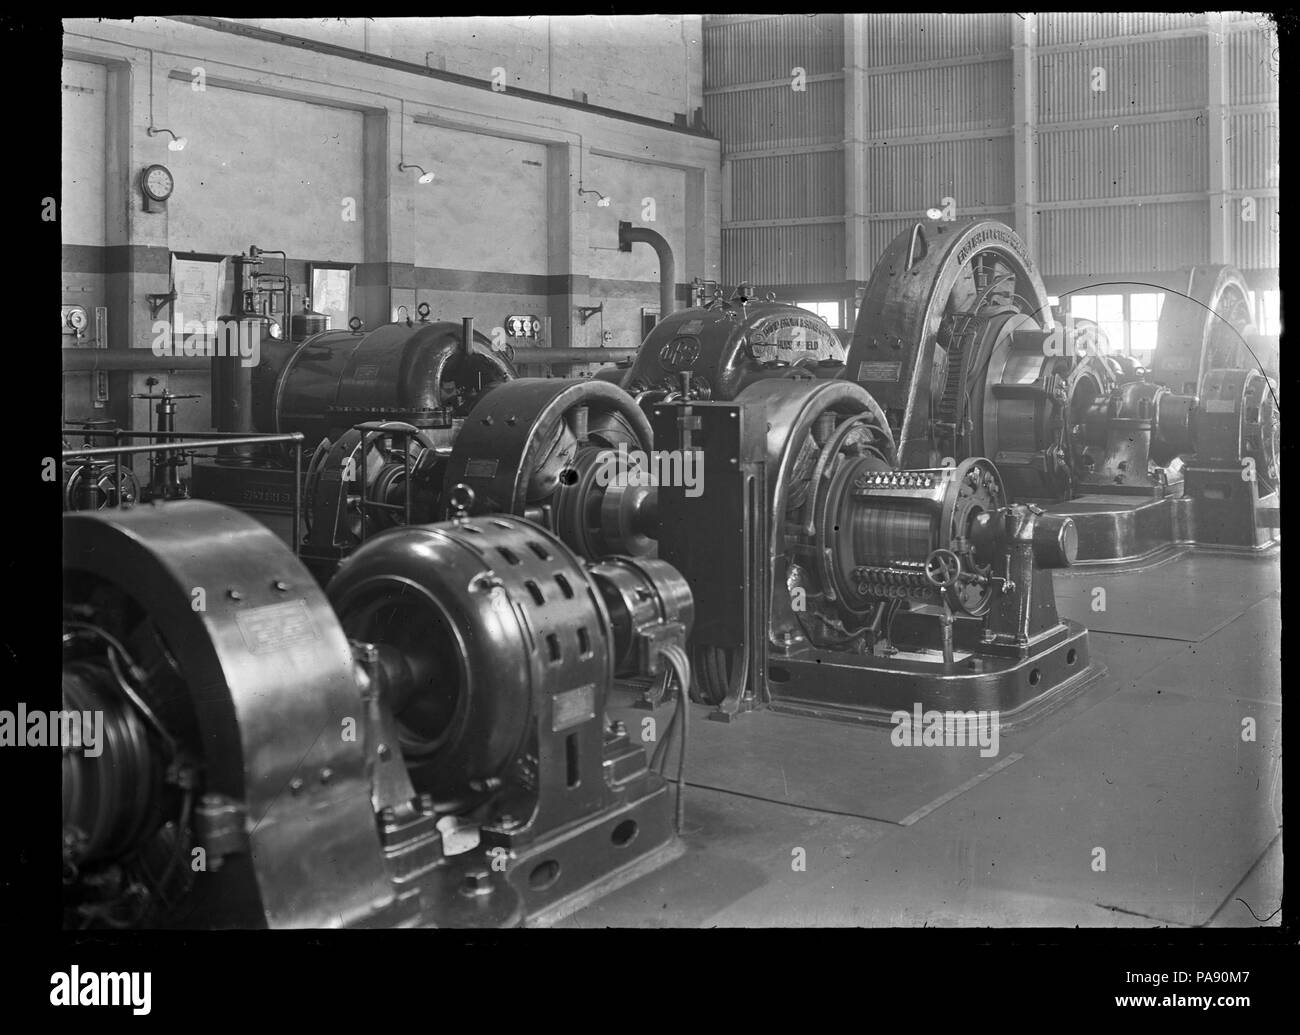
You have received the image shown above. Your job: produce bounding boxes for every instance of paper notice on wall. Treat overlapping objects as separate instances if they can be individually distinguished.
[171,256,226,332]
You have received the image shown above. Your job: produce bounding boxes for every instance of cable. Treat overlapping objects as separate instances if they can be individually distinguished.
[649,643,691,833]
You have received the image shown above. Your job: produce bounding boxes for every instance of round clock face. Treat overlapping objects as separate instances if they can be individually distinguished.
[142,164,174,202]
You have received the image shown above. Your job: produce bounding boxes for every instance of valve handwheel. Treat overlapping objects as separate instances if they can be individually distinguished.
[924,548,962,590]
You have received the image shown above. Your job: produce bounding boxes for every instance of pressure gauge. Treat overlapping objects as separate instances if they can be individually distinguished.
[140,164,174,212]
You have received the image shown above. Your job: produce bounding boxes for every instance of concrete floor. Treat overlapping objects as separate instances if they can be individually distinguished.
[562,549,1282,928]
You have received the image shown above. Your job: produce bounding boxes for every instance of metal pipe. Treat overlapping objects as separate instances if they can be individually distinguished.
[62,350,210,372]
[618,222,676,318]
[293,440,302,556]
[63,433,305,461]
[461,317,474,361]
[61,428,284,441]
[510,347,637,365]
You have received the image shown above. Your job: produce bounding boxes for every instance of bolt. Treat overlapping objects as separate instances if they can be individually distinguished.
[227,589,242,601]
[272,579,288,591]
[289,777,305,795]
[461,869,493,896]
[377,743,391,761]
[319,767,334,785]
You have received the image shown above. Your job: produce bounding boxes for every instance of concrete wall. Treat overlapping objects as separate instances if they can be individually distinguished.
[239,16,703,126]
[165,81,367,261]
[62,59,109,421]
[60,15,720,441]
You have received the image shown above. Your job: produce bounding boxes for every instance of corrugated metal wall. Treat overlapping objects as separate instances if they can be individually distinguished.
[705,13,1278,294]
[705,14,845,288]
[865,60,1013,137]
[859,12,1011,64]
[721,223,845,286]
[1225,21,1279,271]
[866,137,1014,213]
[706,83,843,153]
[857,13,1012,276]
[1034,19,1210,277]
[1036,12,1198,47]
[704,13,843,85]
[1037,118,1207,202]
[729,151,843,222]
[1040,202,1209,278]
[1037,37,1207,122]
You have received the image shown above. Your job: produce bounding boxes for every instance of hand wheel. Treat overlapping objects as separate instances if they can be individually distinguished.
[923,548,962,590]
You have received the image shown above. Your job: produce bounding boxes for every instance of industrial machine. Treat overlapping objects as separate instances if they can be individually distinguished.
[295,328,1101,727]
[298,377,657,581]
[190,262,517,540]
[290,346,1095,730]
[62,499,692,929]
[844,219,1279,564]
[61,421,139,511]
[615,284,847,405]
[648,375,1102,724]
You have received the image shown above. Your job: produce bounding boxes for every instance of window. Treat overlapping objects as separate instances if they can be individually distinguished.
[1257,289,1281,336]
[308,264,353,332]
[1128,292,1164,366]
[1067,291,1165,364]
[794,301,840,328]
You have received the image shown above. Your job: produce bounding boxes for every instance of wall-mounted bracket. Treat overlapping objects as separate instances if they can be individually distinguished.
[147,290,177,320]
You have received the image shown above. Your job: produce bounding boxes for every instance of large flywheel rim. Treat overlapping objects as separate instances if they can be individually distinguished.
[848,220,1052,467]
[1153,265,1257,393]
[856,220,1052,355]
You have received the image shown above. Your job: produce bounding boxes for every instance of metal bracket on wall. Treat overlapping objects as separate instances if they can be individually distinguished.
[577,303,604,324]
[147,290,177,320]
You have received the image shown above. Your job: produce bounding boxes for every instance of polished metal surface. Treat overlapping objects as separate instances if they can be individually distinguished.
[445,378,655,559]
[63,500,402,929]
[62,502,694,929]
[619,296,846,404]
[1151,265,1256,395]
[845,219,1053,471]
[255,319,516,448]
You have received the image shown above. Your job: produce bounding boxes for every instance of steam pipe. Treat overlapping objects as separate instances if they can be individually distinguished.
[509,347,637,365]
[63,350,210,372]
[618,221,676,318]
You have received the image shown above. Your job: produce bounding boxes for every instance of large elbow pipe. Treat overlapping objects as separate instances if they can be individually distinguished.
[618,221,676,318]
